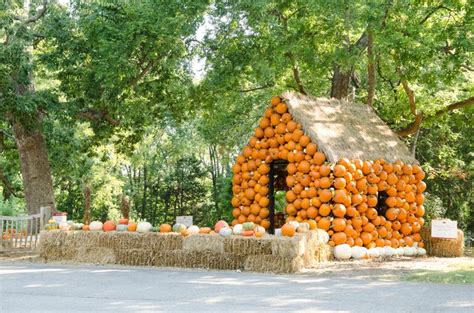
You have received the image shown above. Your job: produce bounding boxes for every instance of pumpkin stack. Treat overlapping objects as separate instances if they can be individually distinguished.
[230,96,426,250]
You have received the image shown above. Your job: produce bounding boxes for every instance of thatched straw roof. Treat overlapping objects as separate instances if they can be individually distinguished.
[282,92,416,164]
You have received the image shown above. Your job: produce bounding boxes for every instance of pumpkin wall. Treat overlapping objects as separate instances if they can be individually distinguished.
[231,96,426,249]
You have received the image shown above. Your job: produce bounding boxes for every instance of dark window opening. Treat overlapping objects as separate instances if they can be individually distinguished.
[268,160,289,234]
[376,190,389,216]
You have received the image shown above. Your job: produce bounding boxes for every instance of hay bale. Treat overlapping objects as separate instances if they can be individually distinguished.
[114,248,158,266]
[421,227,464,257]
[244,255,304,273]
[223,236,273,256]
[183,234,224,253]
[155,250,245,270]
[271,234,306,258]
[76,246,116,264]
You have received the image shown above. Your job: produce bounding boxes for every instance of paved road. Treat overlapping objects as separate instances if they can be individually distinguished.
[0,262,472,312]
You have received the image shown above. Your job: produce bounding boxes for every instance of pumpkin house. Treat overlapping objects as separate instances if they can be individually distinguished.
[231,92,426,249]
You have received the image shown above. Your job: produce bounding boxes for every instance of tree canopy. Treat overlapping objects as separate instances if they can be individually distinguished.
[0,0,472,232]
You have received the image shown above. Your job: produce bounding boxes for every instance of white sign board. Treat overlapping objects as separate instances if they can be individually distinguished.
[176,216,193,227]
[431,219,457,239]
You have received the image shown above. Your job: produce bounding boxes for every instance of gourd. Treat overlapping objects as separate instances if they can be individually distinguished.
[116,224,128,231]
[316,229,330,243]
[215,220,229,233]
[403,247,415,256]
[288,221,299,229]
[275,228,282,236]
[128,222,137,232]
[368,248,380,258]
[82,224,90,231]
[255,226,265,234]
[297,222,310,233]
[150,226,158,232]
[103,221,116,232]
[334,244,352,260]
[242,230,254,237]
[384,246,395,257]
[74,223,84,230]
[242,222,255,231]
[219,227,232,237]
[137,222,152,233]
[232,224,243,235]
[173,223,186,233]
[281,224,296,237]
[89,221,103,231]
[119,218,129,225]
[417,247,426,256]
[187,225,200,235]
[377,247,386,257]
[199,227,212,234]
[351,246,367,259]
[255,231,264,238]
[160,224,172,233]
[59,222,70,231]
[395,247,404,256]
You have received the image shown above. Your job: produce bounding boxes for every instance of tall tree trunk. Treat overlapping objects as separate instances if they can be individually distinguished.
[330,65,353,99]
[12,120,55,214]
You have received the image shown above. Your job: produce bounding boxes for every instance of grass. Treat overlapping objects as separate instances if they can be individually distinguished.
[402,262,474,284]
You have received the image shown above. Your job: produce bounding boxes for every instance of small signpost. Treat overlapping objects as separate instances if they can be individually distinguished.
[176,216,193,227]
[431,219,458,239]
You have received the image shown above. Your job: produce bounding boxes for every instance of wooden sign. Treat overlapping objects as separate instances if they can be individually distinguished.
[431,219,458,239]
[176,216,193,227]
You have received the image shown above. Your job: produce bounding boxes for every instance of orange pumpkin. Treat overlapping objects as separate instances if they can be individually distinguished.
[128,222,137,232]
[103,221,116,232]
[281,224,296,237]
[159,224,172,233]
[332,232,347,245]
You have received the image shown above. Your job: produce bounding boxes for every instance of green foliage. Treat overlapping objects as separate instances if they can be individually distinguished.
[0,194,26,217]
[0,0,471,234]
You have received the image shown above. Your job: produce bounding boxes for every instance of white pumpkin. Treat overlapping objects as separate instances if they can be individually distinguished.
[187,225,200,235]
[395,247,405,256]
[137,222,152,233]
[368,248,380,258]
[403,247,415,256]
[255,226,265,234]
[89,221,103,231]
[275,228,282,236]
[316,229,330,244]
[377,247,386,257]
[288,221,299,229]
[351,246,367,259]
[59,222,70,231]
[384,246,395,257]
[417,247,427,256]
[219,227,232,237]
[334,244,352,260]
[232,224,243,235]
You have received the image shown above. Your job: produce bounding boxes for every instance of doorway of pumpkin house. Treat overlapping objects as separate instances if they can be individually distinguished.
[268,160,289,234]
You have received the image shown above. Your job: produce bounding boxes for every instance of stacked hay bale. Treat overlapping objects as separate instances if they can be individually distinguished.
[420,227,464,257]
[230,94,426,250]
[39,230,330,273]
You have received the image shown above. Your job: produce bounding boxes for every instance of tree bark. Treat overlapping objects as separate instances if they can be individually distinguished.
[330,65,353,99]
[12,120,55,214]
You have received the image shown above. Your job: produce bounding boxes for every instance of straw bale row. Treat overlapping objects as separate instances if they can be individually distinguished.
[39,230,330,273]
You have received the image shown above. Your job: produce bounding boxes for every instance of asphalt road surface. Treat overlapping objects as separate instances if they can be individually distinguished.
[1,262,473,312]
